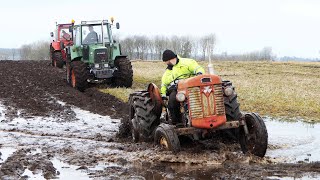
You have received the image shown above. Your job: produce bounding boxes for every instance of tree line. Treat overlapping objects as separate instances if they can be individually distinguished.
[119,34,217,61]
[119,34,274,61]
[1,34,275,61]
[19,41,50,60]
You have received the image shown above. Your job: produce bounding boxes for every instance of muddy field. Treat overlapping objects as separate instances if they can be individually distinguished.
[0,60,319,179]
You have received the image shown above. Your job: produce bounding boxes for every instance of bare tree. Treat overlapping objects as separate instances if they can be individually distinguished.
[154,35,168,60]
[170,35,182,55]
[20,44,32,60]
[121,37,135,59]
[199,34,216,61]
[261,46,273,61]
[180,36,192,57]
[11,48,16,60]
[191,37,199,59]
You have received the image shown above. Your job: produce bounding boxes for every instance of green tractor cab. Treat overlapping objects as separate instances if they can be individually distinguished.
[66,19,133,91]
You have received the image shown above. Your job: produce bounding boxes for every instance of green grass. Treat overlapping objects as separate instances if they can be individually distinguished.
[100,60,320,122]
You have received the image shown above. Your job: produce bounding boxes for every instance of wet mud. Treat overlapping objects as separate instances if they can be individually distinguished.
[0,60,319,179]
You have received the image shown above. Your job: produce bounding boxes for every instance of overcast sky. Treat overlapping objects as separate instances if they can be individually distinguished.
[1,0,320,58]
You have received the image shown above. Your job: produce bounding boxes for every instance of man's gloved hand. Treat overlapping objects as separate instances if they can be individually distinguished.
[196,72,203,76]
[161,96,168,107]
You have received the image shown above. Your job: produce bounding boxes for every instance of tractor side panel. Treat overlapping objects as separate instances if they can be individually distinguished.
[112,43,121,60]
[70,46,83,61]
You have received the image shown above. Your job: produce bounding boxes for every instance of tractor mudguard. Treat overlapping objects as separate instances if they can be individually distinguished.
[51,41,62,51]
[147,83,163,116]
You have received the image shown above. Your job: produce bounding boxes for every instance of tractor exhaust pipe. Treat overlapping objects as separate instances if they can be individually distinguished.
[207,45,215,75]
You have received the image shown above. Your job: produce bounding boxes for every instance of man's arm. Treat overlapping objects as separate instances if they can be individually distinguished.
[187,59,205,74]
[160,71,170,97]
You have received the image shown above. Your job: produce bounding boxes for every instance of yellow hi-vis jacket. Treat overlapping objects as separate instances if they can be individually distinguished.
[161,56,205,97]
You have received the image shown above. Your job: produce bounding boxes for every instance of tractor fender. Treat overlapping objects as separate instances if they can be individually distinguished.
[51,41,62,51]
[115,55,127,60]
[147,83,163,115]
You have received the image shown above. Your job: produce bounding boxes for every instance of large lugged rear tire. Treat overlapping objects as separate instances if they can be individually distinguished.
[222,81,242,140]
[52,51,64,68]
[70,61,89,92]
[129,91,160,139]
[113,57,133,88]
[154,123,181,153]
[223,81,241,121]
[239,113,268,157]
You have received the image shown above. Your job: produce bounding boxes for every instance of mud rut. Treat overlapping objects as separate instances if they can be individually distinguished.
[0,60,319,179]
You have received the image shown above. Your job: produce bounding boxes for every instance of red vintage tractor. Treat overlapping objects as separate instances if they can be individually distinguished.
[129,74,268,157]
[49,23,74,68]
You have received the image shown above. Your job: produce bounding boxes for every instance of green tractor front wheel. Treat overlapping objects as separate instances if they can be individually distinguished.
[113,57,133,88]
[69,61,89,91]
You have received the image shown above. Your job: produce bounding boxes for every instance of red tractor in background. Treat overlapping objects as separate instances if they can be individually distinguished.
[50,23,73,68]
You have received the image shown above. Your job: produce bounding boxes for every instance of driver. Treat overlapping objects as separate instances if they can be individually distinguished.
[161,49,205,124]
[83,25,98,44]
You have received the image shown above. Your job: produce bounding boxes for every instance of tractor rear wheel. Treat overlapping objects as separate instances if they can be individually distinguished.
[129,91,160,139]
[70,61,89,91]
[224,92,241,121]
[223,81,242,140]
[113,57,133,88]
[239,113,268,157]
[52,51,64,68]
[154,123,181,153]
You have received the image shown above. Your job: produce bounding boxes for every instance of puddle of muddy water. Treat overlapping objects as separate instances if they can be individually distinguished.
[0,103,6,122]
[51,158,92,180]
[265,119,320,163]
[21,169,45,180]
[1,98,320,179]
[0,147,16,164]
[0,105,120,140]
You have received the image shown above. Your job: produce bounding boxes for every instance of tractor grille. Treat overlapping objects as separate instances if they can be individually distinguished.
[188,87,203,119]
[188,84,225,119]
[214,84,225,115]
[94,49,108,63]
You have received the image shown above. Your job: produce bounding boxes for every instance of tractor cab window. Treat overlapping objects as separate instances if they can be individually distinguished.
[103,25,110,43]
[60,28,71,41]
[74,26,81,45]
[82,25,103,45]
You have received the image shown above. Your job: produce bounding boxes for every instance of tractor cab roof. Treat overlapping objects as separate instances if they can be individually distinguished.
[80,20,109,26]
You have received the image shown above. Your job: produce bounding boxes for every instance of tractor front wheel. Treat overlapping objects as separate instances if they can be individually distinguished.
[70,61,89,91]
[113,57,133,87]
[239,113,268,157]
[52,51,64,68]
[154,124,181,153]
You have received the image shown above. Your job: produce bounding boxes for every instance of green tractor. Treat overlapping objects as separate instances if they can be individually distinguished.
[66,19,133,91]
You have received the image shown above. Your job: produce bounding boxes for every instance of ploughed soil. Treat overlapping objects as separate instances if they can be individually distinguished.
[0,60,319,179]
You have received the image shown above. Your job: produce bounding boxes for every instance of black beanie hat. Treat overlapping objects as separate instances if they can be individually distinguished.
[162,50,177,61]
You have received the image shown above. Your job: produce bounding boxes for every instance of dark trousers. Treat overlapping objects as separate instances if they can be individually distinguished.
[168,90,181,124]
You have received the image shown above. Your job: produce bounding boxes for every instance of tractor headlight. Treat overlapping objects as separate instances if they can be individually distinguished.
[224,87,234,96]
[104,64,109,68]
[176,92,186,102]
[94,64,100,68]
